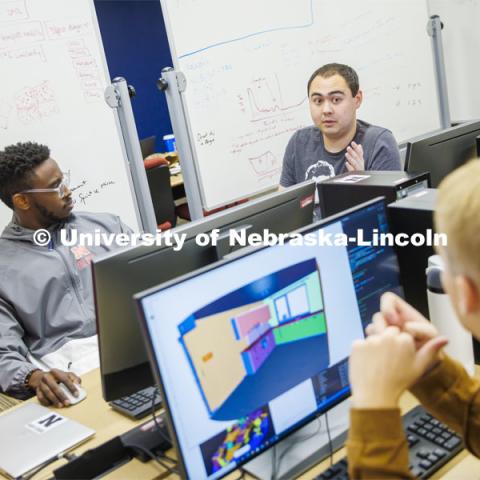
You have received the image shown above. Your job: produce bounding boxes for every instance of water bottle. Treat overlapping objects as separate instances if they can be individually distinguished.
[163,134,176,153]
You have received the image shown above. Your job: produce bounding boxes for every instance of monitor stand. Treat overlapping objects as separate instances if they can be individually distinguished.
[243,399,349,480]
[120,415,171,462]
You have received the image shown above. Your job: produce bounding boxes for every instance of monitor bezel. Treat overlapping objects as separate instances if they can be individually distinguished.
[135,196,389,479]
[404,120,480,186]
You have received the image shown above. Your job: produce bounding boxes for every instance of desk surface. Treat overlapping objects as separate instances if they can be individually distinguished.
[2,369,479,480]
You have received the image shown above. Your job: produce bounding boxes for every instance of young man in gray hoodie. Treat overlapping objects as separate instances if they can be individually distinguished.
[0,142,131,407]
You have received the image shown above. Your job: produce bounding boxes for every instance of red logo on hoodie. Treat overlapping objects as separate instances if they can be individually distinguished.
[70,246,94,271]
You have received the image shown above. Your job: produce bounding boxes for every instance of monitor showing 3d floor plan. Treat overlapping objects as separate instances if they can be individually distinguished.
[179,257,329,421]
[136,198,403,479]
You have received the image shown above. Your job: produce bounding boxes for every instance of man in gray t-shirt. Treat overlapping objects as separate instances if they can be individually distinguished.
[280,63,401,216]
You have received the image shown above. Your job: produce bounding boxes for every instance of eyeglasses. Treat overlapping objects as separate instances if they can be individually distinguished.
[21,176,70,199]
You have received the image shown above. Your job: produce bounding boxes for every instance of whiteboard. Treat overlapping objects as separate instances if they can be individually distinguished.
[161,0,440,210]
[0,0,140,230]
[428,0,480,121]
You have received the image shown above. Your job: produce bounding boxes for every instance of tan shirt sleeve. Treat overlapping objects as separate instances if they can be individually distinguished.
[347,355,480,479]
[410,354,480,457]
[347,408,413,479]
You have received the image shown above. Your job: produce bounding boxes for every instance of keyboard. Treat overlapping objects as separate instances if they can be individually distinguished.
[315,405,463,480]
[110,386,162,420]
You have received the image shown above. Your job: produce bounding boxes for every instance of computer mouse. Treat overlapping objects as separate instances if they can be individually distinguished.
[58,383,87,405]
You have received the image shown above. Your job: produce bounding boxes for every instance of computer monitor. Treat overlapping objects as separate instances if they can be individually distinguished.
[92,181,315,401]
[404,120,480,187]
[139,135,156,159]
[135,198,402,479]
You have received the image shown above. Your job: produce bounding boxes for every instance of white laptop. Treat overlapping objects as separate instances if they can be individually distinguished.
[0,403,95,479]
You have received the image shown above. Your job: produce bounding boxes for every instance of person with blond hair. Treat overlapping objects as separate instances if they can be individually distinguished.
[347,160,480,478]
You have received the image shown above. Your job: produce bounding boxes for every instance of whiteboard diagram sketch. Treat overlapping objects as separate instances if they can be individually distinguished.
[15,81,59,124]
[0,0,29,22]
[161,0,440,210]
[248,151,281,182]
[0,0,139,230]
[245,75,307,123]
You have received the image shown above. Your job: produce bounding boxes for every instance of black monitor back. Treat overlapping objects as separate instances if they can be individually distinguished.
[388,189,436,318]
[92,181,315,401]
[405,120,480,187]
[139,135,156,159]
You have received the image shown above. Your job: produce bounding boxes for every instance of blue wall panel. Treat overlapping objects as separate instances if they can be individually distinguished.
[94,0,173,151]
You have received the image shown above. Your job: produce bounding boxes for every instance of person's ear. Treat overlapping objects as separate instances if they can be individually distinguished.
[455,275,480,316]
[11,193,31,212]
[354,89,363,109]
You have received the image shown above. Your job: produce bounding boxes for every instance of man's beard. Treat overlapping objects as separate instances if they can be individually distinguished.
[34,201,72,226]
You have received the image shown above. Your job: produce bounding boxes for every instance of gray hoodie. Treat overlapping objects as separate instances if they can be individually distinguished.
[0,211,132,397]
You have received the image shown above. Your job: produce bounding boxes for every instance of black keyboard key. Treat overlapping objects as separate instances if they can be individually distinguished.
[321,469,336,479]
[434,448,446,458]
[419,460,432,469]
[427,453,439,463]
[434,437,446,446]
[411,467,424,478]
[441,431,452,440]
[444,436,461,451]
[424,423,433,431]
[407,435,419,446]
[426,432,436,441]
[432,427,442,435]
[416,448,430,459]
[418,427,427,436]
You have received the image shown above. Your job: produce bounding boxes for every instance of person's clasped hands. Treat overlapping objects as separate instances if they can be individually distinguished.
[349,292,449,409]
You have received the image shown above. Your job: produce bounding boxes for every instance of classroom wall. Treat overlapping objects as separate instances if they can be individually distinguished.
[94,0,173,150]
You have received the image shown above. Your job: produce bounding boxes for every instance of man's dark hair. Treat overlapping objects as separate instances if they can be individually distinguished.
[307,63,359,97]
[0,142,50,209]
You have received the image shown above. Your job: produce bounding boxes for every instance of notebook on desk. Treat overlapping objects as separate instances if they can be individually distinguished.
[0,403,95,479]
[169,164,181,175]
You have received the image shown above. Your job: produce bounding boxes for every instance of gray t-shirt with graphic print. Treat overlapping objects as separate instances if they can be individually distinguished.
[280,120,401,218]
